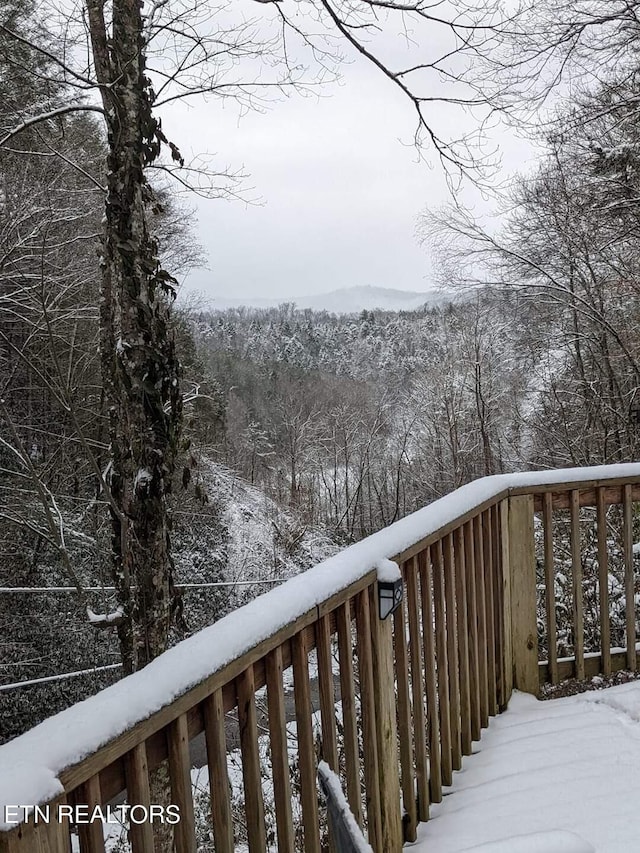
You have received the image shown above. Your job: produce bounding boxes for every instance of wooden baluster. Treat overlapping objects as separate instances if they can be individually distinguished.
[464,519,481,741]
[623,484,637,672]
[237,665,267,853]
[124,743,154,853]
[570,490,585,681]
[317,614,339,771]
[454,526,472,755]
[491,504,506,711]
[293,630,321,853]
[204,690,234,853]
[336,600,362,826]
[473,515,489,729]
[266,646,295,853]
[317,614,339,853]
[393,573,418,840]
[169,713,197,853]
[432,539,452,786]
[406,556,430,821]
[597,487,611,676]
[499,499,514,708]
[542,492,559,685]
[355,589,382,851]
[482,510,498,716]
[443,532,462,770]
[419,547,442,803]
[77,775,105,853]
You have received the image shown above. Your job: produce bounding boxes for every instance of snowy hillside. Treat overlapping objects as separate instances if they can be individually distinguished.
[210,285,446,314]
[171,460,339,626]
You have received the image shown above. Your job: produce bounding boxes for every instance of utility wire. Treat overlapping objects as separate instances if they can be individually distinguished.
[0,663,122,692]
[0,580,287,593]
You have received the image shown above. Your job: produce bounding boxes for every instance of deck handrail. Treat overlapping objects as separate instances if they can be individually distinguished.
[1,462,640,852]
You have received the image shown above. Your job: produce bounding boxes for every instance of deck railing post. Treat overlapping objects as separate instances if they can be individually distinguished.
[506,494,539,696]
[0,797,70,853]
[499,500,514,709]
[369,584,403,853]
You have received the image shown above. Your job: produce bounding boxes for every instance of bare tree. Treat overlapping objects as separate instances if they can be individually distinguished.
[422,73,640,467]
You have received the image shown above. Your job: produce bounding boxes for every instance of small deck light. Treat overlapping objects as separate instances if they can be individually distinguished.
[378,577,403,620]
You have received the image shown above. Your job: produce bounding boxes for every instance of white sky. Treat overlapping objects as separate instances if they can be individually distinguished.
[158,7,538,304]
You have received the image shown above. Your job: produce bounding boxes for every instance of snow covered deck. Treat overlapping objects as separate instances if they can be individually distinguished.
[2,464,640,853]
[413,683,640,853]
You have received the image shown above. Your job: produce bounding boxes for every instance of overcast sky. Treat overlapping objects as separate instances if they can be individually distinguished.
[159,8,537,306]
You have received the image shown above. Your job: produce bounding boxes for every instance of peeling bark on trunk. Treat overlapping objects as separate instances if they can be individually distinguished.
[87,0,182,674]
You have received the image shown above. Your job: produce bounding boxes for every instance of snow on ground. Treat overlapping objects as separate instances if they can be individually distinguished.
[207,463,338,583]
[173,460,338,595]
[412,683,640,853]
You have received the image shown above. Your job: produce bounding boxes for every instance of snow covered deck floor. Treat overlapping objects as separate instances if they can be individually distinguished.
[412,683,640,853]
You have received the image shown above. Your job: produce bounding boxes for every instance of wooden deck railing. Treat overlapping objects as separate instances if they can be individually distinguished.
[1,465,639,853]
[527,482,640,687]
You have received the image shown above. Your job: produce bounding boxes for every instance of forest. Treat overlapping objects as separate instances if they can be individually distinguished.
[2,0,640,748]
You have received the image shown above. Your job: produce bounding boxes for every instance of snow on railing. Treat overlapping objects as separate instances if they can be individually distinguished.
[1,463,640,853]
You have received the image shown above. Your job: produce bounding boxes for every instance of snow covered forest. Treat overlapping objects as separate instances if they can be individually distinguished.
[197,281,640,525]
[2,0,640,751]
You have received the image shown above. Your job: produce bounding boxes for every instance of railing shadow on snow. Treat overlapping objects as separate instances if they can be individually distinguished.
[1,463,639,853]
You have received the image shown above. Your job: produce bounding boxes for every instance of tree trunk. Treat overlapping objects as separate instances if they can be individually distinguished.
[87,0,182,674]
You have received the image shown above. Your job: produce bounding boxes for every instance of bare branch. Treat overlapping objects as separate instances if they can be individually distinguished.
[0,104,105,149]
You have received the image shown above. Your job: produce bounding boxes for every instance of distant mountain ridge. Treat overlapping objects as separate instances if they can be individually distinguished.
[211,285,446,314]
